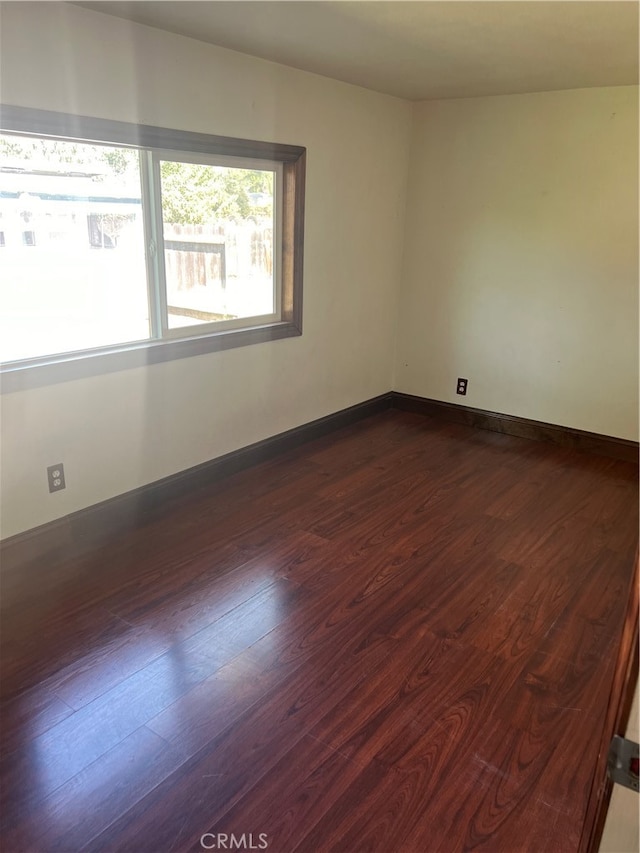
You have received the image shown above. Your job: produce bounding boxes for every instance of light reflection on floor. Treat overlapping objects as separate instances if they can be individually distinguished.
[28,575,283,825]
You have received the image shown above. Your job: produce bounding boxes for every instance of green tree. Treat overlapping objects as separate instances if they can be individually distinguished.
[159,161,273,225]
[0,133,138,178]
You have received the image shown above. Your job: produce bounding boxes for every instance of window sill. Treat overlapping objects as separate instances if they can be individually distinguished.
[0,319,302,393]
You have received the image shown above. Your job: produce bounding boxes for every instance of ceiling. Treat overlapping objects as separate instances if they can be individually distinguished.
[75,1,639,101]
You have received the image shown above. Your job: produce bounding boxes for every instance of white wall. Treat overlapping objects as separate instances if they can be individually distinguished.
[396,87,639,440]
[0,3,411,538]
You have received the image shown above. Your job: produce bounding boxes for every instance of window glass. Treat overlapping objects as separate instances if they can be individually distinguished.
[0,133,149,362]
[158,159,277,332]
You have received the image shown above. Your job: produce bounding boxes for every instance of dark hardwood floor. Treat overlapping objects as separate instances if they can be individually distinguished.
[0,410,637,853]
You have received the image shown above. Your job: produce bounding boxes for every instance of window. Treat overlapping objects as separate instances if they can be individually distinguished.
[0,106,305,390]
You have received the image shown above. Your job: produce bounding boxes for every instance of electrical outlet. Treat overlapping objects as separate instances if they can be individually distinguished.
[47,463,66,493]
[456,378,468,395]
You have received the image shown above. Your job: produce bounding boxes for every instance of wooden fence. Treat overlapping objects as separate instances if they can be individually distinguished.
[163,223,273,291]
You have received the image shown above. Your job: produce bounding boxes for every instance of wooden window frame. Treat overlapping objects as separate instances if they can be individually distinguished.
[0,105,306,392]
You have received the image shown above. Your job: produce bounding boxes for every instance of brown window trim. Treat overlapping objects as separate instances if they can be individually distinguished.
[0,105,306,393]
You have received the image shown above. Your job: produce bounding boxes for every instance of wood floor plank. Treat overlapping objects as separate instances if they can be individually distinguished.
[2,726,185,853]
[296,710,485,853]
[0,578,307,818]
[0,686,74,750]
[0,605,132,700]
[407,722,570,852]
[40,533,328,711]
[86,630,396,851]
[1,410,636,853]
[193,733,374,853]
